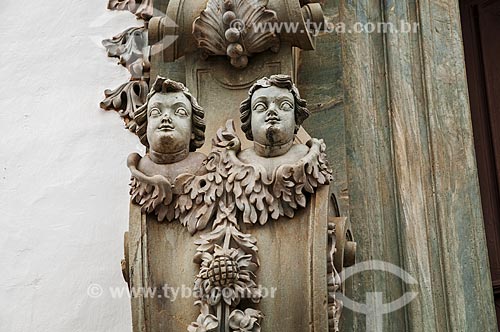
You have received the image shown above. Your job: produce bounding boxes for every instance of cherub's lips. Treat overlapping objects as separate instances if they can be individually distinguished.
[265,117,280,124]
[158,124,175,131]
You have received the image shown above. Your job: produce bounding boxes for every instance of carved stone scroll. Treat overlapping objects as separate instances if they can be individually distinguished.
[100,3,152,128]
[107,0,154,20]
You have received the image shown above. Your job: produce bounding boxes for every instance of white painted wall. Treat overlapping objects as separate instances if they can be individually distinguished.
[0,1,145,331]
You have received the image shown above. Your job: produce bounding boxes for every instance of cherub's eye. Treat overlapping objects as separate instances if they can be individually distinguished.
[149,108,161,117]
[280,101,294,111]
[175,107,188,117]
[253,102,267,112]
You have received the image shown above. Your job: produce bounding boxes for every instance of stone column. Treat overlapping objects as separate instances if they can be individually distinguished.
[340,0,497,331]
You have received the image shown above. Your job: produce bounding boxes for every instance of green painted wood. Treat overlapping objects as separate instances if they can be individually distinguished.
[415,1,496,330]
[339,0,407,330]
[340,0,497,330]
[298,0,349,217]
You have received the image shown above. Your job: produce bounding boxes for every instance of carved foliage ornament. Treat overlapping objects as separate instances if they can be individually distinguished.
[101,1,152,125]
[129,121,332,232]
[193,0,280,68]
[107,0,154,20]
[126,75,334,331]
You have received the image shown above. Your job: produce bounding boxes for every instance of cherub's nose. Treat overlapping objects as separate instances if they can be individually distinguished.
[267,102,278,115]
[161,112,173,122]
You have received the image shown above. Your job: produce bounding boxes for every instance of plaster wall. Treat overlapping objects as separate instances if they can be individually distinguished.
[0,1,143,330]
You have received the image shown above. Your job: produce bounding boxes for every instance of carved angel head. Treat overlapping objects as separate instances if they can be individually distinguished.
[134,76,206,153]
[239,75,309,144]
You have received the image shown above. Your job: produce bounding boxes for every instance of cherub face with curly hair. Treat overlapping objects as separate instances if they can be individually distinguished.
[146,92,193,155]
[250,85,296,147]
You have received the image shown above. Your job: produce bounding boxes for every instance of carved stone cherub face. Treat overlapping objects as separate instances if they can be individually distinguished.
[240,75,310,157]
[133,76,206,165]
[250,85,296,147]
[146,92,193,154]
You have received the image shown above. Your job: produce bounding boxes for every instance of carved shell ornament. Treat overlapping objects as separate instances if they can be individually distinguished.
[193,0,280,68]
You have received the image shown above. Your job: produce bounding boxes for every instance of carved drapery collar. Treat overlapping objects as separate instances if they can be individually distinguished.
[253,139,294,158]
[127,120,333,233]
[178,120,333,233]
[149,148,189,164]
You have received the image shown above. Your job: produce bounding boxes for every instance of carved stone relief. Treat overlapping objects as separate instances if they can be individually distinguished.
[149,0,325,68]
[100,1,355,331]
[192,0,280,68]
[125,75,341,330]
[101,1,152,126]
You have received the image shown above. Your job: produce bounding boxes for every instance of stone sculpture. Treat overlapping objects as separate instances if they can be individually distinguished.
[125,74,336,331]
[127,76,206,221]
[180,74,333,331]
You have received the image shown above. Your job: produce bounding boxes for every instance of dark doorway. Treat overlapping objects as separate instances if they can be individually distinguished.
[460,0,500,325]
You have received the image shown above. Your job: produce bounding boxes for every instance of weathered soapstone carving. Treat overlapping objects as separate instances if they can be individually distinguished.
[170,75,333,331]
[178,75,332,233]
[107,0,153,20]
[100,2,152,124]
[193,0,280,69]
[127,76,206,221]
[150,0,325,68]
[121,74,346,331]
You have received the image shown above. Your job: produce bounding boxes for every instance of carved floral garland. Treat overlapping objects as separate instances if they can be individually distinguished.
[127,120,332,331]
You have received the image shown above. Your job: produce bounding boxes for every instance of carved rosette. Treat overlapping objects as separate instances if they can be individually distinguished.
[193,0,280,69]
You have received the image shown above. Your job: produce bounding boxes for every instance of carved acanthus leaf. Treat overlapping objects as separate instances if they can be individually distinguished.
[100,80,148,128]
[107,0,154,20]
[102,27,150,79]
[193,0,280,68]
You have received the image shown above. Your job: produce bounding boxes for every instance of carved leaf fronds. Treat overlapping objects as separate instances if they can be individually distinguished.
[107,0,153,20]
[177,120,333,231]
[100,80,148,127]
[192,0,280,68]
[102,27,149,79]
[232,0,279,55]
[127,153,177,222]
[192,0,227,56]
